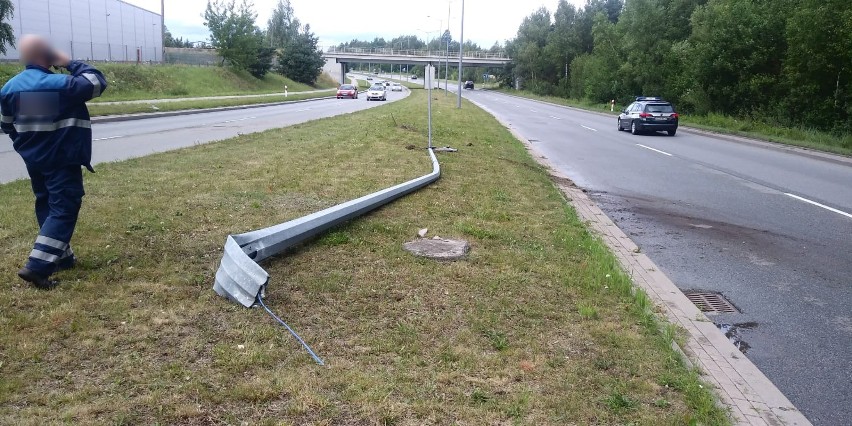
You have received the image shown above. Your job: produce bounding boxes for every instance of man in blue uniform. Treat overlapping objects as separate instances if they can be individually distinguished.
[1,35,108,289]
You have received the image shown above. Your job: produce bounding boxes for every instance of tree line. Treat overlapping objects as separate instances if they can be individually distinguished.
[203,0,324,84]
[505,0,851,134]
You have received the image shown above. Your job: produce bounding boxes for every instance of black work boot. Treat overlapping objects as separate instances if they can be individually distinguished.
[17,268,59,290]
[58,256,77,272]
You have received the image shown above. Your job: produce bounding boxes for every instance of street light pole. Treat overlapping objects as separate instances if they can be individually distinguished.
[445,1,451,95]
[456,0,464,108]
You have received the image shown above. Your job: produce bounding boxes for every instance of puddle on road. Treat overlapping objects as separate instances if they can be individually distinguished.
[716,322,757,354]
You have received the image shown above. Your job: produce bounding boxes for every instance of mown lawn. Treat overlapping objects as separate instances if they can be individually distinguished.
[0,90,728,425]
[0,63,339,103]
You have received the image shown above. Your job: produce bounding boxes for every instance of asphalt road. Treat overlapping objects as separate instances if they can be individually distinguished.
[459,89,852,425]
[0,88,407,184]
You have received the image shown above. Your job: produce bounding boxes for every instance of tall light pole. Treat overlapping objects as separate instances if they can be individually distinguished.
[456,0,465,108]
[161,0,165,62]
[445,1,451,95]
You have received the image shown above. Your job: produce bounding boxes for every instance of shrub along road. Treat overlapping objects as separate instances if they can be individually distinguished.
[0,90,726,424]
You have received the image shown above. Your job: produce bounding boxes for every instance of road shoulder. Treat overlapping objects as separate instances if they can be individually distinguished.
[472,98,813,426]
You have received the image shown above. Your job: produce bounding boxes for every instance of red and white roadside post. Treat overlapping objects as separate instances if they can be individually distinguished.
[611,99,615,112]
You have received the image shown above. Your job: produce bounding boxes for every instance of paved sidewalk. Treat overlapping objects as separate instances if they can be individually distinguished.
[90,88,336,105]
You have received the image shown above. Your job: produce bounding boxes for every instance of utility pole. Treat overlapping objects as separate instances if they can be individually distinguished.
[161,0,165,62]
[456,0,464,108]
[445,1,450,96]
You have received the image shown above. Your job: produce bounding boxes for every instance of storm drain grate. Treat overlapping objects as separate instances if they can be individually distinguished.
[683,291,739,314]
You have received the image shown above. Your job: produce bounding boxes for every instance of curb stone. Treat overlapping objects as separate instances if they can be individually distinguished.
[91,87,369,124]
[469,98,812,426]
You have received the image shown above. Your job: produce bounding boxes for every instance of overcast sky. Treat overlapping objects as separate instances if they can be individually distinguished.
[126,0,584,47]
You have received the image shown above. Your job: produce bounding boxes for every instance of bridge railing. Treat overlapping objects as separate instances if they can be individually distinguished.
[324,46,510,60]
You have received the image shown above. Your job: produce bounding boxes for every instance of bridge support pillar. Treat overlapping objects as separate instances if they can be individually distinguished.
[338,62,346,84]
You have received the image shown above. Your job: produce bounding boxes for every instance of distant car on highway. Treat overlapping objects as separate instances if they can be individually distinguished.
[617,97,679,136]
[464,81,474,90]
[366,84,387,101]
[336,84,358,99]
[366,76,373,80]
[410,75,417,80]
[391,82,403,92]
[384,81,392,89]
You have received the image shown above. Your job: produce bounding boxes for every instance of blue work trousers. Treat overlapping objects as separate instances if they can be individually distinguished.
[24,164,83,275]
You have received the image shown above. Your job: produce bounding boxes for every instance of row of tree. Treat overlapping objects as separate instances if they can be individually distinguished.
[505,0,851,133]
[203,0,324,84]
[164,27,194,48]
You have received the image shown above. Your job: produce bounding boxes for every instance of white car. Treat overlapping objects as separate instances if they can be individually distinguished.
[366,84,387,101]
[391,82,403,92]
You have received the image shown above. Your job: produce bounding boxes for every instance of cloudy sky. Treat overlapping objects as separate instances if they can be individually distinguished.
[126,0,584,47]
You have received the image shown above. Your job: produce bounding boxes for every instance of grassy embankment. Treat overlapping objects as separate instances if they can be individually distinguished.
[0,63,340,117]
[0,90,729,425]
[498,89,852,157]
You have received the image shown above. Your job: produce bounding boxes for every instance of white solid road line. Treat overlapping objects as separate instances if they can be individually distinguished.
[636,144,673,157]
[785,193,852,220]
[93,135,124,141]
[581,125,598,132]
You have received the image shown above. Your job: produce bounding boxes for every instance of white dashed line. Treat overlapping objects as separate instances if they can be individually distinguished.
[221,116,256,124]
[530,109,538,113]
[549,115,561,120]
[581,125,598,132]
[636,144,672,156]
[93,135,124,141]
[785,193,852,220]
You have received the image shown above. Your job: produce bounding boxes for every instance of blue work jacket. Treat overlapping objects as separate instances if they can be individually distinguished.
[1,61,108,171]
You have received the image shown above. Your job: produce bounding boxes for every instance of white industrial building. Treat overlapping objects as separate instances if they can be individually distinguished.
[1,0,163,62]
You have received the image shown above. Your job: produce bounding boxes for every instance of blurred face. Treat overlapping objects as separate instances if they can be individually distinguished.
[19,35,52,67]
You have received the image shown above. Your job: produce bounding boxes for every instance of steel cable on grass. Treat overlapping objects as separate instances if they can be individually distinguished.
[256,294,325,366]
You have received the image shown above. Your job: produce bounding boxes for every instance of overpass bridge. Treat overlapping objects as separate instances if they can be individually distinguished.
[323,47,511,83]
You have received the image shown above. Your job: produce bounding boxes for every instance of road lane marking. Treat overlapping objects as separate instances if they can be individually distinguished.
[581,125,598,132]
[221,116,256,124]
[636,144,672,157]
[785,193,852,220]
[530,109,538,113]
[549,115,561,120]
[93,135,124,141]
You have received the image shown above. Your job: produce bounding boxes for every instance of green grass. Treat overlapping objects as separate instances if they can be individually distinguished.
[0,63,338,102]
[0,90,729,424]
[497,88,852,156]
[87,91,335,117]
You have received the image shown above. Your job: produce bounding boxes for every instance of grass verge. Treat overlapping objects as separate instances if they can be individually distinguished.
[87,91,334,117]
[0,63,338,102]
[497,88,852,157]
[0,90,729,424]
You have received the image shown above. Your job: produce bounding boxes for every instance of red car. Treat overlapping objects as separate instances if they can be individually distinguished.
[336,84,358,99]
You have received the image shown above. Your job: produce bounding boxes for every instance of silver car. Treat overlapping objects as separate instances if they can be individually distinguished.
[366,84,387,101]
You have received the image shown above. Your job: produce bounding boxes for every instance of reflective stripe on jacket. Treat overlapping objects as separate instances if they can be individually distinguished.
[0,61,108,171]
